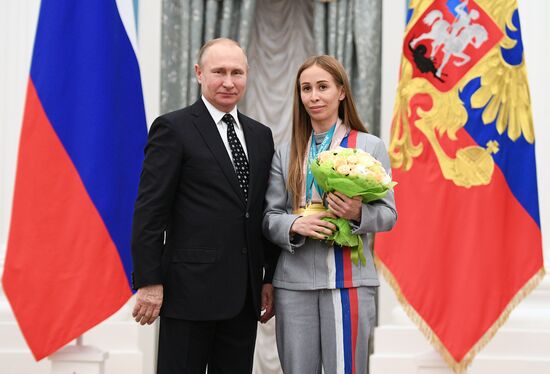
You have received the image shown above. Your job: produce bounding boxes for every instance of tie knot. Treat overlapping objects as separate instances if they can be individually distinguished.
[222,113,235,126]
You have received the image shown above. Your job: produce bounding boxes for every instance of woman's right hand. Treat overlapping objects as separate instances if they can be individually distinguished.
[290,211,337,240]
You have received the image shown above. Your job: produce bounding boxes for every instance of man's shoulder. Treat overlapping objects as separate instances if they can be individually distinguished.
[149,101,208,134]
[238,112,272,135]
[159,100,204,123]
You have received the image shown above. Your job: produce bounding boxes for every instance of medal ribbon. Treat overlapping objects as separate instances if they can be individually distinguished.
[305,124,336,203]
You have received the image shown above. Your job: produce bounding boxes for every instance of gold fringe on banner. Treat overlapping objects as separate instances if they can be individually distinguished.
[374,255,545,373]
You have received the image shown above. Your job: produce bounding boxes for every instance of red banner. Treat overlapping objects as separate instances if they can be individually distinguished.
[375,0,544,371]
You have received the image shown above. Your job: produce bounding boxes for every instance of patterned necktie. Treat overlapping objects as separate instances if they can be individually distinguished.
[222,113,250,200]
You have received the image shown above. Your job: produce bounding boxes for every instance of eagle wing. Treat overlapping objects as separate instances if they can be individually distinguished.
[468,4,534,143]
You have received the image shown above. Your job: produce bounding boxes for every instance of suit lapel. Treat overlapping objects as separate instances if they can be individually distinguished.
[190,100,246,206]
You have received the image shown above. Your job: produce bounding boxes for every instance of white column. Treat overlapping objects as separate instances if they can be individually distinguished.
[49,338,108,374]
[138,0,161,128]
[372,1,550,373]
[134,1,163,373]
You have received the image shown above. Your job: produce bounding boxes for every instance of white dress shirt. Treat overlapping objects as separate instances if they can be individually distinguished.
[202,96,249,167]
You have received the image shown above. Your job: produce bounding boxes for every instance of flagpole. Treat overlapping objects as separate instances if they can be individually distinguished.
[49,335,108,374]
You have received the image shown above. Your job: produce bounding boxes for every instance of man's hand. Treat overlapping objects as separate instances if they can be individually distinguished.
[260,284,275,323]
[132,284,163,325]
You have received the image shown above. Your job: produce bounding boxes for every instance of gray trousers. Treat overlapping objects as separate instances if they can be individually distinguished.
[274,287,376,374]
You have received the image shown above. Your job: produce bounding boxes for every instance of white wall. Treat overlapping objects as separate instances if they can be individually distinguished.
[521,1,550,268]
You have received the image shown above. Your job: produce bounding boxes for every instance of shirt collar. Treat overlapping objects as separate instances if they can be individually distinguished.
[201,96,241,129]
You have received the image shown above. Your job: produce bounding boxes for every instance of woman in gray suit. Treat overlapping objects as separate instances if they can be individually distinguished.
[263,55,397,373]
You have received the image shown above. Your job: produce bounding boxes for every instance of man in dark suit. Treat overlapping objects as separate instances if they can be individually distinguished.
[131,38,277,374]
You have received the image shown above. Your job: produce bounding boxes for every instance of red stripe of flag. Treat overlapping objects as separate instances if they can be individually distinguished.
[376,92,543,366]
[3,80,131,360]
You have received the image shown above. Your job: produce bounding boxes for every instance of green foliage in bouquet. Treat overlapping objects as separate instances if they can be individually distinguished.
[310,147,395,203]
[324,217,365,265]
[310,147,396,265]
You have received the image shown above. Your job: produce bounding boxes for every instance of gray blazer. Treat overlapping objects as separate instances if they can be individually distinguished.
[262,131,397,290]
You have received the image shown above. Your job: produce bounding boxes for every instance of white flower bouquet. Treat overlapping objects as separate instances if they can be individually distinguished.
[310,147,396,265]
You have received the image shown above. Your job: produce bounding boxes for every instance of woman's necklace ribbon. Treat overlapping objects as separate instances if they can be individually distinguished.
[306,124,336,204]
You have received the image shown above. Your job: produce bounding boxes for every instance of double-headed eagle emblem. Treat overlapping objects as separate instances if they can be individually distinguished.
[391,0,534,188]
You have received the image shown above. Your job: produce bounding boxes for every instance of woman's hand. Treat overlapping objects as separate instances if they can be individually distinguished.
[290,211,337,240]
[326,192,362,222]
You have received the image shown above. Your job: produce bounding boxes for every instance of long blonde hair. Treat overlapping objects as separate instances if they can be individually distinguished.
[288,55,367,209]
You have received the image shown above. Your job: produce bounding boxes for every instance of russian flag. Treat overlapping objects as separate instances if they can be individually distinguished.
[2,0,147,360]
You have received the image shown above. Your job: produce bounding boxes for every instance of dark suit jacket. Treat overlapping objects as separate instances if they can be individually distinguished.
[131,99,277,321]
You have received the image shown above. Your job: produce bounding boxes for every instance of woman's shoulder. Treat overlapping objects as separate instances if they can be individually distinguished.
[354,131,384,146]
[353,131,389,159]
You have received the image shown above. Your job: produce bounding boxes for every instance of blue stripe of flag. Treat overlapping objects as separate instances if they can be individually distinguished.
[501,10,523,66]
[30,0,148,287]
[460,78,540,227]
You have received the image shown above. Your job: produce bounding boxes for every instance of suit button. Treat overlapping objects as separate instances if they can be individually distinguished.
[245,212,250,218]
[241,247,248,254]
